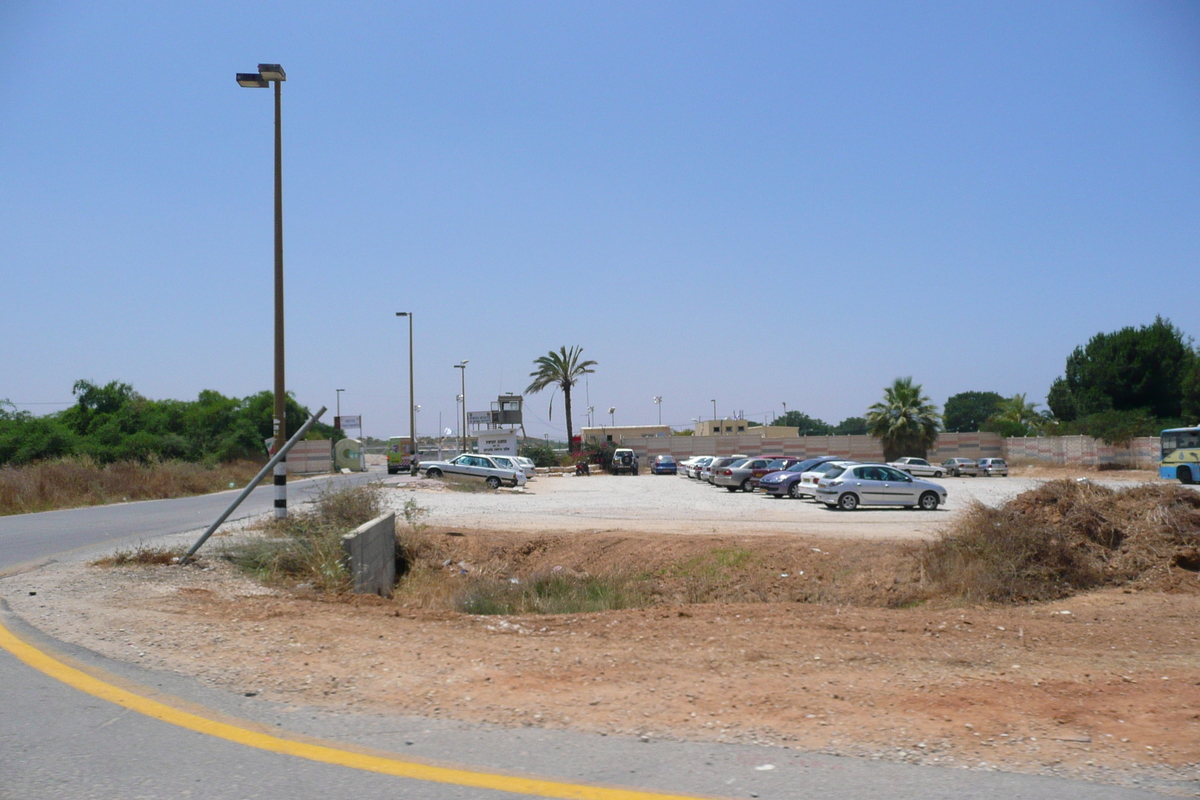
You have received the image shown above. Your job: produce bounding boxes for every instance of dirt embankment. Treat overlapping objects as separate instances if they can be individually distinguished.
[8,528,1200,794]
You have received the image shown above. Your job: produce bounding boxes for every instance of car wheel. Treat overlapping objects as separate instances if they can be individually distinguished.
[726,486,738,492]
[741,479,753,492]
[1179,466,1196,485]
[486,476,501,490]
[933,471,943,478]
[918,491,940,511]
[952,469,960,477]
[787,482,803,499]
[837,493,859,511]
[426,468,442,478]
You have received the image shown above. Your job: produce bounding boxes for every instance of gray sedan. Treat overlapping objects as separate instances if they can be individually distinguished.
[418,453,527,488]
[816,464,947,511]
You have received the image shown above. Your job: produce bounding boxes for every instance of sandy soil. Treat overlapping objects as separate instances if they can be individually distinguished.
[4,470,1199,795]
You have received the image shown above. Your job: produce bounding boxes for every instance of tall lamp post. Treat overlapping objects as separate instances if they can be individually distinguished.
[335,388,345,422]
[653,396,662,425]
[711,399,717,425]
[237,62,288,518]
[608,407,616,426]
[454,361,468,454]
[396,313,415,459]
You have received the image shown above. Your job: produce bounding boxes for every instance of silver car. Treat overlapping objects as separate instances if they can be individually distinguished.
[418,453,527,488]
[977,458,1009,477]
[713,456,772,492]
[816,464,946,511]
[795,460,857,499]
[887,457,944,478]
[704,455,748,484]
[491,455,536,479]
[941,458,978,477]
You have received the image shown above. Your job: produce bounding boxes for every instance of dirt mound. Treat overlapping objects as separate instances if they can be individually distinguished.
[925,480,1200,602]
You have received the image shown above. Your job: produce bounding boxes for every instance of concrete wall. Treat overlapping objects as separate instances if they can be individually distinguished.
[621,432,1004,463]
[581,425,671,445]
[287,439,333,474]
[341,512,396,596]
[1005,436,1159,468]
[618,431,1158,469]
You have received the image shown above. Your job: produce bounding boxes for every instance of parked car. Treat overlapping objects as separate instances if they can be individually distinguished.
[887,457,944,478]
[941,458,978,477]
[749,457,804,489]
[491,454,536,479]
[795,460,858,498]
[977,458,1009,477]
[705,455,748,484]
[714,456,793,492]
[758,456,844,498]
[611,448,640,475]
[515,456,538,477]
[650,454,678,475]
[815,464,947,511]
[684,456,712,479]
[418,453,527,488]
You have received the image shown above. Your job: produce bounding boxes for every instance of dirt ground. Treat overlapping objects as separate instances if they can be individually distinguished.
[5,468,1200,795]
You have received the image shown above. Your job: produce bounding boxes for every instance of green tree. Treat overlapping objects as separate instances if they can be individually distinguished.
[518,439,559,468]
[525,346,596,454]
[832,416,868,435]
[982,393,1048,438]
[866,377,941,461]
[1047,317,1193,421]
[769,410,833,435]
[1183,358,1200,423]
[943,391,1005,432]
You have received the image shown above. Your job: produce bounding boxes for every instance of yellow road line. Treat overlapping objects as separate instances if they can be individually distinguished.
[0,620,713,800]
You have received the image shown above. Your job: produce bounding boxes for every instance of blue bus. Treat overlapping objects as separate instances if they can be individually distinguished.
[1160,427,1200,484]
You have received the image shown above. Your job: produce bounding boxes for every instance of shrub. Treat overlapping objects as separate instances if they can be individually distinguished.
[223,483,385,593]
[518,439,558,468]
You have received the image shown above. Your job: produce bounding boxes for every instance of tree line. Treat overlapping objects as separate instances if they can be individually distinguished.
[0,380,337,467]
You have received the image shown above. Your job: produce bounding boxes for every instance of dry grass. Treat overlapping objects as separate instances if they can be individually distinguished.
[0,456,268,516]
[222,483,386,593]
[392,526,924,614]
[921,479,1200,602]
[92,544,186,567]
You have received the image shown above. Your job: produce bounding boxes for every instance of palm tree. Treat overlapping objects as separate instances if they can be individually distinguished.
[525,346,597,453]
[866,377,942,461]
[987,393,1047,437]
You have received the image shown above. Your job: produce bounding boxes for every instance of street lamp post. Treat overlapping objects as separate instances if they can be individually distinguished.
[653,396,662,425]
[454,361,468,454]
[711,399,717,425]
[608,407,616,426]
[336,388,345,423]
[237,63,288,518]
[396,313,416,459]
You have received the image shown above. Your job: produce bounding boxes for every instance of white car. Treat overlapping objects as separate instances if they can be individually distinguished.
[418,453,527,488]
[794,460,857,499]
[887,457,944,478]
[816,464,947,511]
[686,456,713,479]
[491,455,536,479]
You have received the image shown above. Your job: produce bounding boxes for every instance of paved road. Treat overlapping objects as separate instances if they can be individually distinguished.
[0,476,1175,799]
[0,469,385,574]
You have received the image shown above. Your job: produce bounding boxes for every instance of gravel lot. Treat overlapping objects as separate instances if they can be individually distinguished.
[391,472,1058,540]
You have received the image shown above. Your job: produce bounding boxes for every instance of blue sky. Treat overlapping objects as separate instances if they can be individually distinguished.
[2,1,1197,440]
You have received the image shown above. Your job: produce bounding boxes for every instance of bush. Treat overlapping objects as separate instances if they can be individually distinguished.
[518,439,558,468]
[223,483,385,593]
[922,479,1200,602]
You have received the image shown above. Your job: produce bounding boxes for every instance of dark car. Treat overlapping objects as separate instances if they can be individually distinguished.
[750,457,804,489]
[757,456,844,499]
[650,454,678,475]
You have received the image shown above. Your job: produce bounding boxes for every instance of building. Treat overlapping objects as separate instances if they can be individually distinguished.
[581,425,671,445]
[693,418,753,436]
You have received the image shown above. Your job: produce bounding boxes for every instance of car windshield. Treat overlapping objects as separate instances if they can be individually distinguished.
[813,462,844,475]
[765,459,786,469]
[729,458,749,468]
[823,466,846,479]
[659,456,676,463]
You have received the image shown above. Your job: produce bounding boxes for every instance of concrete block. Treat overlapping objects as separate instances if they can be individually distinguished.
[341,512,396,596]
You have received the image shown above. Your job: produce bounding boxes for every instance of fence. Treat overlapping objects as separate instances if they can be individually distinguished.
[1004,436,1159,468]
[616,432,1157,469]
[285,439,333,474]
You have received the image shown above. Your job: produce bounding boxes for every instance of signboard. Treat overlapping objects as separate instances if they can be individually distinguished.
[467,411,491,426]
[476,430,518,456]
[340,415,361,429]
